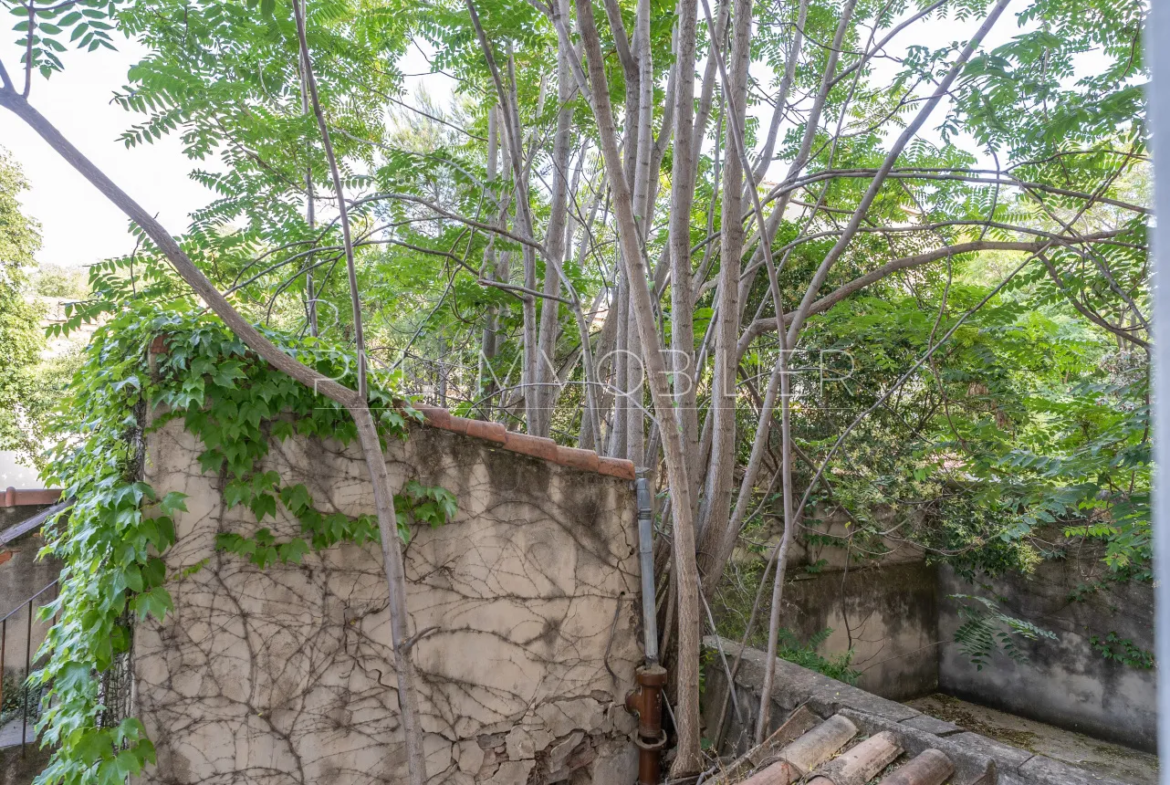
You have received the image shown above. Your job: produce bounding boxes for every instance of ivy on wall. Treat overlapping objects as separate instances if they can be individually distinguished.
[33,300,454,785]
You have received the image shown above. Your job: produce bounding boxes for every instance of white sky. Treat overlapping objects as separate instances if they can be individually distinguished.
[0,9,1023,271]
[0,36,451,269]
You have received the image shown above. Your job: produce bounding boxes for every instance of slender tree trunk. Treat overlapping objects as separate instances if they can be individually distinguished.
[352,408,429,780]
[749,0,807,184]
[572,0,703,772]
[533,5,575,438]
[625,0,653,468]
[296,0,319,337]
[610,270,629,458]
[755,0,1015,739]
[465,4,542,429]
[732,0,854,333]
[297,6,429,774]
[784,0,1013,347]
[692,0,728,166]
[670,0,700,487]
[478,106,502,412]
[292,0,367,398]
[697,0,751,561]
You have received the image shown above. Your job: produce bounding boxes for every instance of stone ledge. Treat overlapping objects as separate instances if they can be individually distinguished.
[900,714,963,736]
[704,636,920,723]
[701,637,1134,785]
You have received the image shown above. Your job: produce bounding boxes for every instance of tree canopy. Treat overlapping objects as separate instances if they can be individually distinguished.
[0,0,1149,778]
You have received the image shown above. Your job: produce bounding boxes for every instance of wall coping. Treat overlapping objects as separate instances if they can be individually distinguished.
[1,488,61,508]
[411,403,636,481]
[148,335,637,483]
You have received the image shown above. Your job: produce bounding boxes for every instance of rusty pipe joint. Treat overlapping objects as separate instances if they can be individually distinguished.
[626,663,667,785]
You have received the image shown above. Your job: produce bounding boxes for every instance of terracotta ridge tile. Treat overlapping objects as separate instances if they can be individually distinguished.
[2,488,63,508]
[416,406,635,480]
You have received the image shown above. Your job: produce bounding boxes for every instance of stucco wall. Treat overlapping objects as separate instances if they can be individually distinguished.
[136,419,641,784]
[730,513,939,701]
[780,562,938,700]
[938,556,1156,752]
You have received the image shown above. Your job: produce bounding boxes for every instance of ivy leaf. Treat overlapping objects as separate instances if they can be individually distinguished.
[73,729,115,765]
[210,359,245,388]
[159,491,188,515]
[115,718,146,746]
[132,587,174,622]
[56,662,92,694]
[143,556,167,588]
[271,419,295,440]
[94,635,113,670]
[250,492,277,521]
[278,538,310,564]
[119,564,144,594]
[223,480,252,509]
[280,483,312,514]
[113,749,144,777]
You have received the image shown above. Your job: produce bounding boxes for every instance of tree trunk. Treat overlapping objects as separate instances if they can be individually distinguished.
[478,105,502,413]
[532,3,574,438]
[572,0,703,772]
[697,0,751,567]
[670,0,700,488]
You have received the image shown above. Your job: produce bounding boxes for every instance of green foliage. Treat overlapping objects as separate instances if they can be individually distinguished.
[795,239,1150,581]
[950,594,1056,670]
[32,297,455,784]
[952,0,1144,159]
[4,0,1151,718]
[1089,631,1154,670]
[0,147,48,460]
[32,264,88,299]
[3,0,119,79]
[772,628,859,685]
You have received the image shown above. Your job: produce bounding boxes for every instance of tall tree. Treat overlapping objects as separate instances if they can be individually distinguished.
[0,0,1149,777]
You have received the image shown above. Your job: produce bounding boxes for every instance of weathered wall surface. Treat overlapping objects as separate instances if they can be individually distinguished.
[0,524,60,673]
[0,502,53,532]
[728,513,1155,753]
[730,513,939,701]
[136,419,641,784]
[938,555,1156,753]
[780,563,938,700]
[0,743,52,785]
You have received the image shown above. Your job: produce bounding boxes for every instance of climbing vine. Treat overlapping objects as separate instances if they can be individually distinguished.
[33,298,454,785]
[1090,632,1155,670]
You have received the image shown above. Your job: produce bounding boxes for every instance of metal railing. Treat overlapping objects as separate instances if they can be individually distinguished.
[0,579,59,756]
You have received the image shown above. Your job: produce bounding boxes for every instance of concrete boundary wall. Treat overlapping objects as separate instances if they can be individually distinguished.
[746,528,1156,752]
[136,418,642,785]
[938,563,1156,752]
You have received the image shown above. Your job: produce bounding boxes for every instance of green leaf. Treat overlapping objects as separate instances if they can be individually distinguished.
[250,492,277,522]
[132,587,174,622]
[159,491,188,515]
[74,729,115,765]
[277,538,310,564]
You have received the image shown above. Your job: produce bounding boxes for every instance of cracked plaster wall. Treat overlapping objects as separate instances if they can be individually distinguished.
[135,420,641,784]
